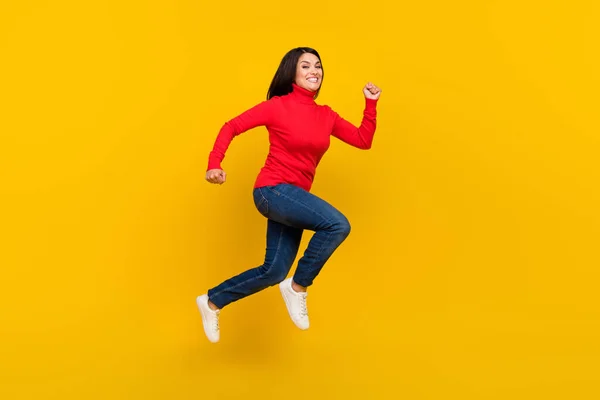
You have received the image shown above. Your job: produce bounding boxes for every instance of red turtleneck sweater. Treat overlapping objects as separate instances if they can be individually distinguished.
[207,83,378,192]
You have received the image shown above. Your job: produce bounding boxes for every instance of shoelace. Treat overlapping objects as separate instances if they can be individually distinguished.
[298,293,308,317]
[212,311,220,332]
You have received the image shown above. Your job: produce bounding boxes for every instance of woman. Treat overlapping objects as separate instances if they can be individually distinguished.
[197,47,382,343]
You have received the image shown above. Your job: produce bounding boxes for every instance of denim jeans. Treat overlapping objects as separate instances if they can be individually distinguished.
[207,183,351,309]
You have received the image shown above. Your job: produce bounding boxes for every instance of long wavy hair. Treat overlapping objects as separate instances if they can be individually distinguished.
[267,47,323,100]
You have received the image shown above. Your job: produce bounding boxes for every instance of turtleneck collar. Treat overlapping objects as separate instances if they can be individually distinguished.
[290,83,317,105]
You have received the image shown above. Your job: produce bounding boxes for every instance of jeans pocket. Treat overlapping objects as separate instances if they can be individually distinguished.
[253,188,269,216]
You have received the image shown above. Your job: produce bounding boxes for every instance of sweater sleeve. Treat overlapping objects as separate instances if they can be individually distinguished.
[330,98,378,149]
[207,100,275,171]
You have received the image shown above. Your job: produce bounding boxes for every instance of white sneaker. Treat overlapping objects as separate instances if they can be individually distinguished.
[196,294,220,343]
[279,278,309,330]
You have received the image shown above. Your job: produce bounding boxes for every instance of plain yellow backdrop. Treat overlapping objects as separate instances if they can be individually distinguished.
[1,1,599,399]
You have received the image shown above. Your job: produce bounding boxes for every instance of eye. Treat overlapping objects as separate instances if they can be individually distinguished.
[316,65,322,69]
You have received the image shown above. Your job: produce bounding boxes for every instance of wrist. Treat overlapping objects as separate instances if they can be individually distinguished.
[365,97,378,108]
[207,162,222,171]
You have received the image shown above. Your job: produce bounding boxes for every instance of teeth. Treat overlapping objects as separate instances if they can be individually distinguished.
[308,78,318,82]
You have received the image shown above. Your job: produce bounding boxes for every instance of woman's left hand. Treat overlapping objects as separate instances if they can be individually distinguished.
[363,82,382,100]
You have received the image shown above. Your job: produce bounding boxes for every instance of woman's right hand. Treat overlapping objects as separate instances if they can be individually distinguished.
[206,169,227,185]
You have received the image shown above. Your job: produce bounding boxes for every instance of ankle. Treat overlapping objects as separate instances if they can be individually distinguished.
[291,280,307,293]
[208,299,219,311]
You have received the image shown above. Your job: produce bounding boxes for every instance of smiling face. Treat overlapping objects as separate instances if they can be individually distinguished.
[294,52,322,92]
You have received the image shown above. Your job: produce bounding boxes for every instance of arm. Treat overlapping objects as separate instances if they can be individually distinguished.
[207,99,274,171]
[331,98,378,149]
[330,82,382,149]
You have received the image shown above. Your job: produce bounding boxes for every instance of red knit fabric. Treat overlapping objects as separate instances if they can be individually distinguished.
[207,83,378,191]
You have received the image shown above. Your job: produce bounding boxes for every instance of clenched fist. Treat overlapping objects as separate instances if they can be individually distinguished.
[363,82,382,100]
[206,169,227,185]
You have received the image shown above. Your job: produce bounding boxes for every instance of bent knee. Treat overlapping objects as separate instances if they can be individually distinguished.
[259,264,289,285]
[334,216,351,238]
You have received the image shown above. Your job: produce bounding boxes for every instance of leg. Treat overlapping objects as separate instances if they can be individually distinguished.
[207,219,303,309]
[258,184,351,288]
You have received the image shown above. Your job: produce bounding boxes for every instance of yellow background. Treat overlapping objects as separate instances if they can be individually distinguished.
[1,1,599,399]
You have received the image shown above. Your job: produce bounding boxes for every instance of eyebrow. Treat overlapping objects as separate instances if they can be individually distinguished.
[300,61,321,64]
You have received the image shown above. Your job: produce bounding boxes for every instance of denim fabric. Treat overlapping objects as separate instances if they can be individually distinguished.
[207,183,351,309]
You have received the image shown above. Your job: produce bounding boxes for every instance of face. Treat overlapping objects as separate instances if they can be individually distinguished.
[294,52,322,92]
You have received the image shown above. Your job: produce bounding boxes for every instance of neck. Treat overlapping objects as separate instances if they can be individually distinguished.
[291,83,317,104]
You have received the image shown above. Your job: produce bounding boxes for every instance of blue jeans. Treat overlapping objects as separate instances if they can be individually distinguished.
[207,183,351,309]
